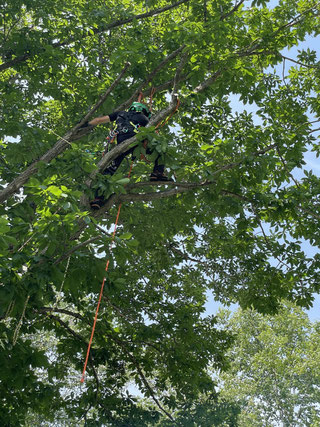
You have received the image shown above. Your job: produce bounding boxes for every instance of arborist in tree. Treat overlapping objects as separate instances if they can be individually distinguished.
[82,101,171,210]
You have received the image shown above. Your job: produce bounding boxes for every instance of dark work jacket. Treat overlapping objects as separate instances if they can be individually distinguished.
[109,110,149,144]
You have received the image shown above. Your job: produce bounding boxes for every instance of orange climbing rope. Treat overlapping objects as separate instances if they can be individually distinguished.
[80,163,133,383]
[137,91,144,103]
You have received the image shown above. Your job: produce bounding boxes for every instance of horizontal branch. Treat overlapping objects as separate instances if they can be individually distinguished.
[281,54,320,69]
[38,306,85,321]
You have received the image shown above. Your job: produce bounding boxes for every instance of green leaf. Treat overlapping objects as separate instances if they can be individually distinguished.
[119,232,132,240]
[0,218,10,234]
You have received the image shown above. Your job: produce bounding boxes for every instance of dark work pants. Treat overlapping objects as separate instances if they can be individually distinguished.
[102,140,164,177]
[94,138,164,199]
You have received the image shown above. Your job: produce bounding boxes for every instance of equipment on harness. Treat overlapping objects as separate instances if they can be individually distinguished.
[103,129,117,155]
[114,111,145,136]
[128,101,151,118]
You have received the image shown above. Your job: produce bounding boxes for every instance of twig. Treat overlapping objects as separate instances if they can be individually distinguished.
[52,256,71,309]
[13,295,30,345]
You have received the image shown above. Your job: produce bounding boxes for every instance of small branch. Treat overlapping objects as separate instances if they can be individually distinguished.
[78,62,131,126]
[173,51,189,94]
[281,54,320,69]
[103,295,136,322]
[94,223,112,236]
[251,204,291,271]
[272,1,320,38]
[275,145,300,188]
[17,231,37,252]
[194,70,223,93]
[220,0,245,20]
[298,206,320,220]
[169,244,208,265]
[38,306,85,321]
[211,143,277,176]
[53,234,105,265]
[309,127,320,134]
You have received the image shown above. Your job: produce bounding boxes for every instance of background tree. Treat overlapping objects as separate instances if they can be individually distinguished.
[216,304,320,427]
[1,0,320,424]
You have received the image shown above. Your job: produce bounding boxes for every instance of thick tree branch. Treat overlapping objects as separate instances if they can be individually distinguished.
[86,94,181,186]
[194,70,223,93]
[63,143,280,247]
[0,63,130,204]
[0,0,190,72]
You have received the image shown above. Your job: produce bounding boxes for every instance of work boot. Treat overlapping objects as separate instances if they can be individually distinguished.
[149,172,173,182]
[90,196,105,210]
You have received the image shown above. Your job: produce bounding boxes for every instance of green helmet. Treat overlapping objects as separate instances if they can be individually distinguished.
[128,102,151,118]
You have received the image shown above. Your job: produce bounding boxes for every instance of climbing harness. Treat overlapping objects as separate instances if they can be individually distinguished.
[103,129,118,155]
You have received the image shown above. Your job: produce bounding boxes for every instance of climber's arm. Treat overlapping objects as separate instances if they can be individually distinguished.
[88,115,111,126]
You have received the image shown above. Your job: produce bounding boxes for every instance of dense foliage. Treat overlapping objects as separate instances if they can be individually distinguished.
[1,0,320,424]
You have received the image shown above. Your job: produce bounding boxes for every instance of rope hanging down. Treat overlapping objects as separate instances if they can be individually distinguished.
[80,162,133,383]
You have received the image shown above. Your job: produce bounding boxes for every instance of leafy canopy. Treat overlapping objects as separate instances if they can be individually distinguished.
[0,0,320,424]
